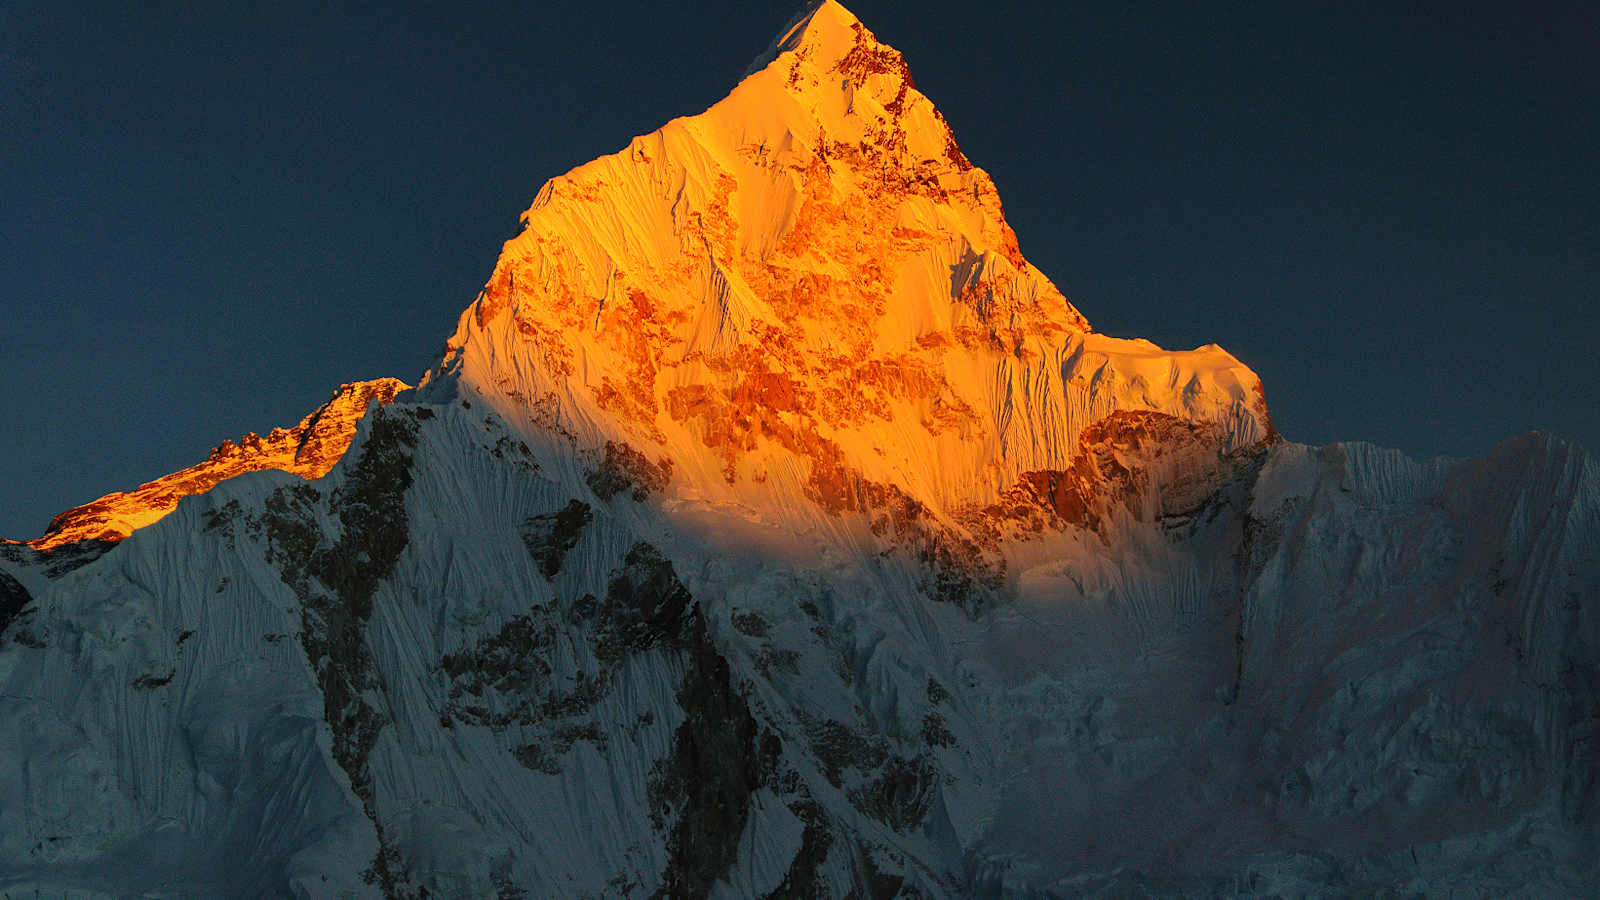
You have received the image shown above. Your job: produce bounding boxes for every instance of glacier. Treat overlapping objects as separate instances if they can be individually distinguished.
[2,2,1596,896]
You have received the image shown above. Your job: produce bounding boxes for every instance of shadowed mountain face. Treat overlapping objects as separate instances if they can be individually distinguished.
[1,3,1595,897]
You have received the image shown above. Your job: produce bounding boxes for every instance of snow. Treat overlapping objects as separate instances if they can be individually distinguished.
[0,2,1595,896]
[419,0,1271,537]
[11,379,407,550]
[4,402,1597,897]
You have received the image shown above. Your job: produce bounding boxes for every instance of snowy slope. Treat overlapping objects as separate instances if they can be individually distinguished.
[1,2,1596,897]
[3,399,1594,897]
[9,379,407,550]
[419,0,1272,538]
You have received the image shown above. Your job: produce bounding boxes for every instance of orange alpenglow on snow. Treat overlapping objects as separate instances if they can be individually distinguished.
[19,1,1272,556]
[421,0,1274,536]
[20,379,408,550]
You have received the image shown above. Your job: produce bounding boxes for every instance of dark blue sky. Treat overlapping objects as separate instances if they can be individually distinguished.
[2,0,1596,539]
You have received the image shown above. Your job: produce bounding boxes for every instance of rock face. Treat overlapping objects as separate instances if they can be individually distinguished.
[421,0,1272,537]
[0,3,1595,898]
[15,378,408,550]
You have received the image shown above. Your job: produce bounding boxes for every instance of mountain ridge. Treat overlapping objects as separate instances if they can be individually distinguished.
[8,378,407,550]
[418,0,1273,554]
[0,3,1594,897]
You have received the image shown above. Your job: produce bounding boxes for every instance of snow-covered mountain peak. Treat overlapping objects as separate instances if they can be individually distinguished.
[424,2,1273,545]
[2,7,1595,897]
[745,0,867,76]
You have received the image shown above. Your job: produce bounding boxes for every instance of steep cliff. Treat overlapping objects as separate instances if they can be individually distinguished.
[1,3,1593,898]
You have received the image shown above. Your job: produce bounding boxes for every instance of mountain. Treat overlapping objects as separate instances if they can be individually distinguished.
[2,2,1595,897]
[13,379,408,552]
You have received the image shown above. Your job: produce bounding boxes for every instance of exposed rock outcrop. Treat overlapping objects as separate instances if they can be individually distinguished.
[18,379,407,549]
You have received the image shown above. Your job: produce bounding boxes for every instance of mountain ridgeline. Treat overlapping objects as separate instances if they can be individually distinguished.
[2,3,1595,897]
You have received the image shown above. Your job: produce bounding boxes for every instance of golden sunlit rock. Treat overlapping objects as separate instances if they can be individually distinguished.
[23,378,407,550]
[425,0,1274,558]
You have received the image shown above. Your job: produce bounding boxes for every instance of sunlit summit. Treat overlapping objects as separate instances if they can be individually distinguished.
[2,3,1595,897]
